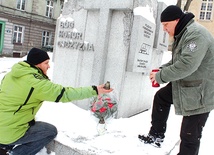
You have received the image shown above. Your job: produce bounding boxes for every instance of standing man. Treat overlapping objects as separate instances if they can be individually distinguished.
[139,5,214,155]
[0,47,113,155]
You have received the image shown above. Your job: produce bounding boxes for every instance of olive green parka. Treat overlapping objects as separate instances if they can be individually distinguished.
[0,61,97,144]
[156,19,214,116]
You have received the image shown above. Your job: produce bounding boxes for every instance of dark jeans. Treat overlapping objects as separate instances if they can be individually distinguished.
[149,83,209,155]
[1,121,57,155]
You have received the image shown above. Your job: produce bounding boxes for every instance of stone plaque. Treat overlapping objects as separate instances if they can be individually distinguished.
[154,2,169,51]
[156,25,168,51]
[127,15,156,73]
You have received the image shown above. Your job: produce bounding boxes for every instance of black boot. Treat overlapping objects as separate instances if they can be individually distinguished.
[0,145,14,155]
[0,148,8,155]
[138,133,164,147]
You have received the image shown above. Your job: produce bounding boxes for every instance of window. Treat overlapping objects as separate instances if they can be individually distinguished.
[199,0,213,20]
[46,0,54,18]
[42,31,52,47]
[17,0,25,10]
[13,25,24,44]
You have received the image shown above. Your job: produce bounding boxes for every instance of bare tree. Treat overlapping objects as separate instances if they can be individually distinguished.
[176,0,193,12]
[176,0,182,8]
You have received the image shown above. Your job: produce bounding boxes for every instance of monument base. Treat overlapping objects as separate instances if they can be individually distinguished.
[46,135,180,155]
[47,140,83,155]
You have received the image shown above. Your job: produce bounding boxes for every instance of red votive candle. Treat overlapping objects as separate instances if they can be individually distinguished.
[152,69,160,87]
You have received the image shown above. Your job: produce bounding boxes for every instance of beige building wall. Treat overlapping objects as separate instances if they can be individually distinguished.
[183,0,214,36]
[0,0,63,57]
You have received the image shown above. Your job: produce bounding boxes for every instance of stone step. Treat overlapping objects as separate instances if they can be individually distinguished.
[47,140,95,155]
[46,138,180,155]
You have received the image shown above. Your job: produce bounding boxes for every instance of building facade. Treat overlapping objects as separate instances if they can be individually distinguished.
[181,0,214,36]
[0,0,63,57]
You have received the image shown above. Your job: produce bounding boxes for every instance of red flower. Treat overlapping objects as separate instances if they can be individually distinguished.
[105,97,111,101]
[108,103,114,108]
[91,107,96,112]
[99,107,107,113]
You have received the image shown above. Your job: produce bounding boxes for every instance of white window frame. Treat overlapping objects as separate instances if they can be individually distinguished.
[46,0,54,18]
[42,31,52,47]
[13,25,24,44]
[199,0,214,20]
[17,0,25,11]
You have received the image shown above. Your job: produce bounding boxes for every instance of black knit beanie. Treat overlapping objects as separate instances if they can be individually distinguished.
[161,5,184,22]
[27,48,50,65]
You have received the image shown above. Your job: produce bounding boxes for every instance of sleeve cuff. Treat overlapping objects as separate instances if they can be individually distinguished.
[92,85,98,94]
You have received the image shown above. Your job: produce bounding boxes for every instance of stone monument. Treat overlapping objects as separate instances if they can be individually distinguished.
[52,0,169,118]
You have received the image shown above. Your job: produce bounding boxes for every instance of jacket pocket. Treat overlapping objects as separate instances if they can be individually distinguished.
[180,80,204,111]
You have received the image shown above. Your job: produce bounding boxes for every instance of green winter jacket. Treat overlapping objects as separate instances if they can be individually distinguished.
[156,19,214,116]
[0,61,97,144]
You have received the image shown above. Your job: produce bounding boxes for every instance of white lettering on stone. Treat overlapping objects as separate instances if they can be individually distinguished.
[58,18,94,51]
[58,41,94,51]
